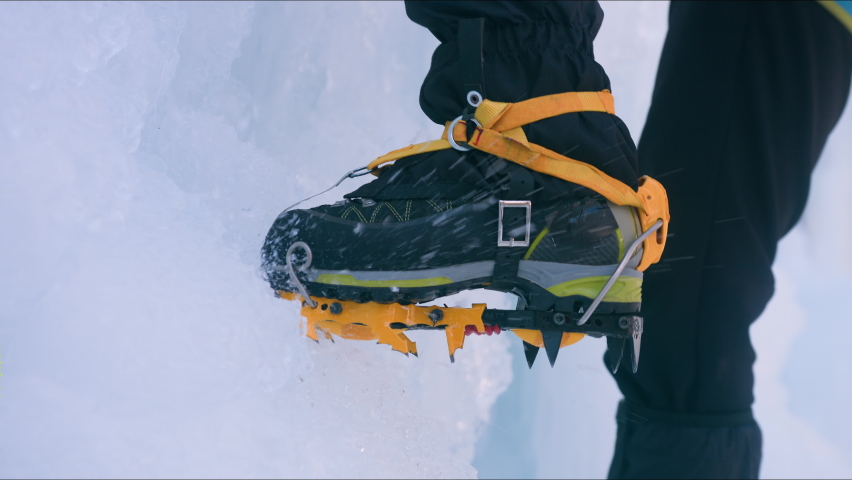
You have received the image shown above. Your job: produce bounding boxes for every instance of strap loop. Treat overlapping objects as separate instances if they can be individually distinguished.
[447,115,481,151]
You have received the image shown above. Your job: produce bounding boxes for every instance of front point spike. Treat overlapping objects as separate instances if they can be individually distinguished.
[522,341,539,368]
[629,316,643,373]
[542,331,562,367]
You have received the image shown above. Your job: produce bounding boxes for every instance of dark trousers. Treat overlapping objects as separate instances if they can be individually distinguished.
[406,1,852,478]
[608,3,852,478]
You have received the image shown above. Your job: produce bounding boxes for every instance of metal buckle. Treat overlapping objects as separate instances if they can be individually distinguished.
[497,200,531,247]
[448,115,482,152]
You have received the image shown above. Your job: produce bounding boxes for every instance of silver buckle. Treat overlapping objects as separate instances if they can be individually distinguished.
[447,115,482,152]
[497,200,531,247]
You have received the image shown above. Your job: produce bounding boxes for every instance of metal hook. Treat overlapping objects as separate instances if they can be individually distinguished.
[276,166,373,218]
[577,220,663,326]
[286,241,318,308]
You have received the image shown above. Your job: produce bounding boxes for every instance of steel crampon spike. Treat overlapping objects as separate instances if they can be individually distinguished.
[542,330,562,367]
[522,341,540,369]
[610,337,626,374]
[629,316,643,373]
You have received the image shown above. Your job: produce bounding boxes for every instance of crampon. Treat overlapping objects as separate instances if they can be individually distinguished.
[276,216,661,371]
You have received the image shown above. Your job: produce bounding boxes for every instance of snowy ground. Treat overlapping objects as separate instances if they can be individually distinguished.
[1,2,851,478]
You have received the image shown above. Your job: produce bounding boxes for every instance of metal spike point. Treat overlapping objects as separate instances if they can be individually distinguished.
[630,316,643,373]
[522,341,539,369]
[542,331,562,367]
[449,353,455,364]
[610,338,626,374]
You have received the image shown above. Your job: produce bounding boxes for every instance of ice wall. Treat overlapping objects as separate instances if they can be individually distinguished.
[0,2,511,477]
[2,2,852,479]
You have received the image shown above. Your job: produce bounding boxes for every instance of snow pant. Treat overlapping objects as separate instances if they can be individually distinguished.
[405,1,852,478]
[607,3,852,478]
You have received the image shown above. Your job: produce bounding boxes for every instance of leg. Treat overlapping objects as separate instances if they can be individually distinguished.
[607,2,852,478]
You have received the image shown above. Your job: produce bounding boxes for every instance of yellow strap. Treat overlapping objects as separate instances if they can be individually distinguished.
[366,90,642,210]
[478,90,616,131]
[468,126,646,211]
[363,90,670,271]
[367,91,615,172]
[367,139,452,171]
[462,125,670,271]
[370,120,646,210]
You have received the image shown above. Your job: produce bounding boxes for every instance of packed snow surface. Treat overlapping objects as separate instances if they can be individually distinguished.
[1,2,851,478]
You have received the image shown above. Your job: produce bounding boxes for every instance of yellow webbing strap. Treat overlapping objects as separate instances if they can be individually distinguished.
[478,90,615,131]
[367,90,615,172]
[368,139,452,171]
[364,90,670,270]
[463,123,671,271]
[468,126,645,210]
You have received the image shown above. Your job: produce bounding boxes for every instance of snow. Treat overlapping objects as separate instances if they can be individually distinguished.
[1,2,851,478]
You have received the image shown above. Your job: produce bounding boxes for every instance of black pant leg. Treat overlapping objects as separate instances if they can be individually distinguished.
[607,2,852,478]
[397,0,640,200]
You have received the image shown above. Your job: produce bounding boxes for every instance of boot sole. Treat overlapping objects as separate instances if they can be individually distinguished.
[278,259,642,314]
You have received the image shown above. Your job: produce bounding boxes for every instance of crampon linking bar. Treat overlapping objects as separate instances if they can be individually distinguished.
[277,291,644,371]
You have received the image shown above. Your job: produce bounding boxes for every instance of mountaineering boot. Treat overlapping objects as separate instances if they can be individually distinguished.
[261,148,647,314]
[258,9,673,364]
[261,10,671,335]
